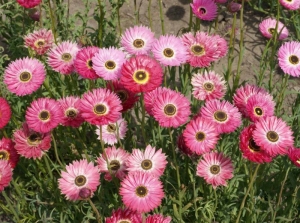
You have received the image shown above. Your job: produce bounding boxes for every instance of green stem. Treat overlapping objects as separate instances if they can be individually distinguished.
[47,0,57,44]
[97,0,104,47]
[225,13,236,87]
[148,0,152,30]
[88,198,101,223]
[43,154,53,180]
[134,0,139,24]
[188,0,193,31]
[52,133,64,167]
[117,0,122,37]
[39,4,43,28]
[275,74,289,115]
[2,191,20,222]
[158,0,165,35]
[140,93,148,144]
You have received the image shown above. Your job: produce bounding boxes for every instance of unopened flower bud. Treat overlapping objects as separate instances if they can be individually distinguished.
[227,2,242,13]
[79,188,91,199]
[28,8,40,21]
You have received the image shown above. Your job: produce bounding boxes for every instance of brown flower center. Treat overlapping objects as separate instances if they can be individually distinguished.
[61,53,72,62]
[39,110,50,121]
[87,59,93,69]
[34,39,45,48]
[214,110,228,122]
[118,221,131,223]
[66,108,77,118]
[163,48,174,58]
[254,107,263,116]
[266,131,279,142]
[27,133,42,146]
[203,82,214,92]
[289,55,299,65]
[133,39,144,48]
[199,7,207,15]
[110,160,121,171]
[195,132,206,142]
[133,70,149,84]
[116,90,128,102]
[105,60,116,70]
[191,45,205,56]
[75,175,87,186]
[0,150,9,161]
[135,185,148,197]
[248,138,261,152]
[107,124,116,133]
[19,71,32,82]
[141,159,152,170]
[164,104,177,116]
[210,165,220,175]
[268,28,275,35]
[93,104,107,115]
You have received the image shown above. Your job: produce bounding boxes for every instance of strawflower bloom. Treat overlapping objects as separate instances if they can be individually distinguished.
[144,87,169,116]
[120,55,163,93]
[106,208,142,223]
[146,214,172,223]
[24,29,54,55]
[191,0,218,21]
[0,98,11,129]
[17,0,41,8]
[4,57,46,96]
[121,25,155,55]
[58,159,100,201]
[0,138,19,169]
[259,18,289,40]
[0,160,12,192]
[213,34,228,59]
[288,147,300,168]
[80,88,122,125]
[278,41,300,77]
[126,144,167,177]
[279,0,300,10]
[97,146,130,181]
[253,116,294,156]
[74,46,99,79]
[120,171,165,213]
[13,122,51,159]
[48,41,80,75]
[196,152,234,188]
[25,98,63,133]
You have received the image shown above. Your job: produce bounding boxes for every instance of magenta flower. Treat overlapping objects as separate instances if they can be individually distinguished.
[0,98,11,129]
[17,0,41,8]
[0,160,12,192]
[288,147,300,168]
[144,87,169,116]
[191,0,218,21]
[105,208,142,223]
[0,138,19,169]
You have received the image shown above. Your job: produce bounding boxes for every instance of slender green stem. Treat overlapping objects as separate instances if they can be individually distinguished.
[134,0,139,24]
[43,154,53,180]
[158,0,165,35]
[47,0,57,44]
[148,0,152,30]
[39,4,43,28]
[275,74,289,115]
[225,13,236,87]
[52,133,64,167]
[66,0,70,39]
[99,125,105,153]
[2,191,20,222]
[140,93,148,144]
[188,0,193,31]
[117,0,122,37]
[213,188,218,212]
[97,0,104,47]
[88,198,101,223]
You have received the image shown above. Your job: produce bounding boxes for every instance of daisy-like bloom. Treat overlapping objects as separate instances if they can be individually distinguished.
[74,46,99,80]
[144,87,169,116]
[177,133,195,156]
[95,118,127,145]
[126,145,167,177]
[196,152,234,189]
[80,88,122,126]
[58,96,84,128]
[213,34,228,59]
[121,25,155,56]
[191,71,226,101]
[25,98,63,133]
[58,159,100,201]
[120,55,163,93]
[24,29,54,55]
[200,99,242,134]
[182,31,218,67]
[4,57,46,96]
[287,147,300,168]
[279,0,300,10]
[120,171,165,213]
[0,98,11,129]
[183,117,219,155]
[259,18,289,40]
[106,208,142,223]
[239,124,273,163]
[48,41,80,75]
[152,89,191,128]
[107,81,139,112]
[151,35,187,66]
[17,0,41,8]
[92,47,126,80]
[190,0,218,21]
[246,93,275,122]
[97,146,130,181]
[0,138,19,169]
[146,214,172,223]
[278,41,300,77]
[253,116,294,156]
[0,160,12,192]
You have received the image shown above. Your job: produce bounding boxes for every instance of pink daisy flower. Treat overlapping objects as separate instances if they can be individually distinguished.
[0,98,11,129]
[278,41,300,77]
[259,18,289,40]
[183,117,219,155]
[0,138,19,169]
[0,160,12,192]
[95,118,127,145]
[13,122,52,159]
[239,124,273,163]
[146,214,172,223]
[200,99,242,134]
[17,0,41,8]
[144,87,169,116]
[121,25,155,56]
[191,71,226,101]
[97,146,130,181]
[196,152,234,189]
[213,34,228,59]
[120,171,165,213]
[253,116,294,156]
[151,35,187,66]
[126,144,167,177]
[177,133,195,156]
[4,57,46,96]
[279,0,300,10]
[58,159,100,201]
[191,0,218,21]
[120,55,163,93]
[152,88,191,128]
[80,88,122,125]
[48,41,80,75]
[287,147,300,168]
[74,46,99,80]
[24,29,54,55]
[92,47,126,80]
[106,208,142,223]
[25,98,63,133]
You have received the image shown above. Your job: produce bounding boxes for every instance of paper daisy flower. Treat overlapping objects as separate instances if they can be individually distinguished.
[253,116,294,156]
[0,160,12,192]
[24,29,54,55]
[120,171,165,213]
[13,122,52,159]
[151,35,187,66]
[146,214,172,223]
[120,55,163,93]
[259,18,289,40]
[196,152,234,189]
[74,46,99,80]
[191,71,226,101]
[278,41,300,77]
[279,0,300,10]
[0,98,11,129]
[17,0,41,8]
[58,159,100,201]
[0,138,19,169]
[4,57,46,96]
[191,0,218,21]
[287,147,300,168]
[239,124,273,163]
[126,145,167,177]
[48,41,80,75]
[144,87,169,116]
[80,88,122,125]
[213,34,228,59]
[121,25,155,55]
[97,146,130,181]
[106,208,142,223]
[25,98,63,133]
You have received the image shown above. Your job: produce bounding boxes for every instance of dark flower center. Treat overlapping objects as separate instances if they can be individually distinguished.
[61,53,72,62]
[210,165,220,175]
[36,40,45,47]
[266,131,279,142]
[135,185,148,197]
[203,82,214,91]
[27,133,42,146]
[163,48,174,58]
[199,7,207,15]
[105,60,116,70]
[133,39,144,48]
[141,159,152,170]
[118,221,131,223]
[107,124,116,133]
[254,107,263,116]
[195,132,206,142]
[87,59,93,68]
[214,110,227,122]
[20,71,32,82]
[66,108,77,118]
[110,160,121,171]
[133,70,149,84]
[164,104,177,116]
[289,55,299,65]
[0,151,9,160]
[116,90,128,102]
[249,138,261,152]
[39,110,50,121]
[191,45,205,56]
[75,175,87,186]
[268,28,275,35]
[93,104,107,115]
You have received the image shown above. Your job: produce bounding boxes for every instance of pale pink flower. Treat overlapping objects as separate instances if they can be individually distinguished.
[24,29,54,55]
[259,18,289,40]
[278,41,300,77]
